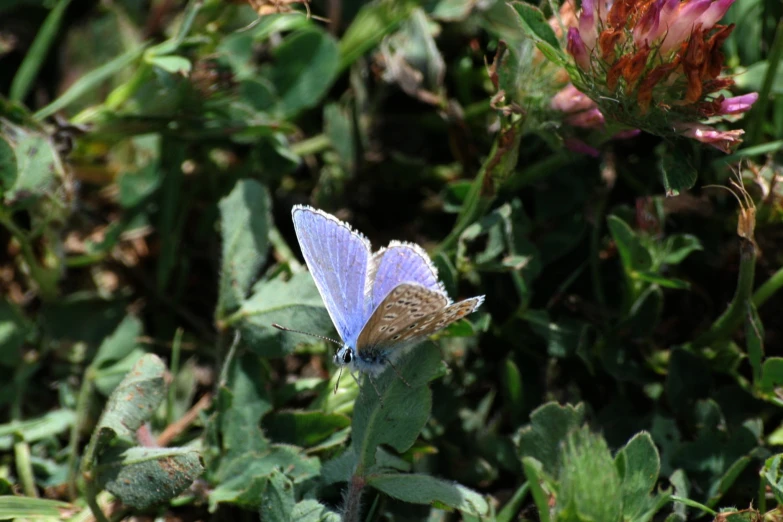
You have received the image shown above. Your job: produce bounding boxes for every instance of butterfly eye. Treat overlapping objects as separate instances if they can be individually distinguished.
[342,351,353,364]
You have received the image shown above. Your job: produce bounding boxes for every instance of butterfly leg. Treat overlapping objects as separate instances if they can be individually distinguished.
[384,357,412,388]
[365,374,384,408]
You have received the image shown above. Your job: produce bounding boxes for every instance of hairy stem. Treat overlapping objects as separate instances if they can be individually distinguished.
[342,474,366,522]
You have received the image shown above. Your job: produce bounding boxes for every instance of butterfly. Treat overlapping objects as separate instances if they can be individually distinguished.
[274,205,484,397]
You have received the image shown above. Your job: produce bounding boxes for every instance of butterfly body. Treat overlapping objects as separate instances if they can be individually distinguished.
[291,205,484,380]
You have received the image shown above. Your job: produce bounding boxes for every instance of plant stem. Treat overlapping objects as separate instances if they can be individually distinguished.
[342,474,366,522]
[66,368,94,499]
[166,328,184,426]
[13,436,37,498]
[752,262,783,308]
[691,239,757,349]
[747,19,783,146]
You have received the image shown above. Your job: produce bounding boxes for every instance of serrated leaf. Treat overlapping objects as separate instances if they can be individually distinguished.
[235,272,332,357]
[517,401,585,474]
[0,496,73,520]
[367,473,489,516]
[351,343,441,473]
[216,179,271,321]
[607,215,653,272]
[96,446,204,509]
[510,3,561,51]
[259,469,295,522]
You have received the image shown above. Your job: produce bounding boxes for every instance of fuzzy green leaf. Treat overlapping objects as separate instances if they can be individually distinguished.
[93,354,167,443]
[521,457,551,522]
[217,179,271,321]
[368,473,489,516]
[0,121,63,203]
[556,427,622,522]
[658,148,697,196]
[234,272,332,357]
[259,469,296,522]
[96,446,204,509]
[351,343,442,473]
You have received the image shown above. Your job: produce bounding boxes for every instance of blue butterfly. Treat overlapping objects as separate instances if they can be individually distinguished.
[275,205,484,395]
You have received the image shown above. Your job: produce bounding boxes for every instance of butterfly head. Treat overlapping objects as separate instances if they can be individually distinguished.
[334,345,354,367]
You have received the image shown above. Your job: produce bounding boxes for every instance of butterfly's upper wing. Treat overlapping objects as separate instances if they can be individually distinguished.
[367,241,446,313]
[356,283,484,352]
[292,205,371,344]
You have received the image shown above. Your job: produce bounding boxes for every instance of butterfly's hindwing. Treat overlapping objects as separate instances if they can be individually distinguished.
[356,284,484,351]
[367,241,447,313]
[292,205,371,343]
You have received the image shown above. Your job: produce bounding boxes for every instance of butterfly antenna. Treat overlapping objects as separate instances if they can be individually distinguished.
[334,366,344,394]
[271,324,341,346]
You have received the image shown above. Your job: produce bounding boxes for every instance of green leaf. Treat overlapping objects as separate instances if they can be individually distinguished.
[117,162,161,208]
[351,343,442,473]
[34,43,147,120]
[324,103,356,174]
[263,411,351,448]
[615,432,667,522]
[92,354,167,443]
[763,454,783,505]
[746,303,764,384]
[234,272,332,357]
[217,179,272,321]
[367,473,489,516]
[290,499,341,522]
[91,314,142,369]
[556,427,622,522]
[0,496,73,520]
[510,2,561,51]
[9,0,72,102]
[635,271,690,289]
[661,234,703,265]
[148,55,192,75]
[208,445,320,511]
[0,121,64,203]
[517,401,585,474]
[0,410,76,450]
[338,0,418,71]
[501,359,524,425]
[658,147,697,196]
[269,29,340,117]
[607,215,653,272]
[259,469,296,522]
[0,135,17,194]
[521,457,551,522]
[0,298,31,367]
[759,357,783,395]
[95,446,204,509]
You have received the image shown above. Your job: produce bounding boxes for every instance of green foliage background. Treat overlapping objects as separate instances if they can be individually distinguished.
[0,0,782,521]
